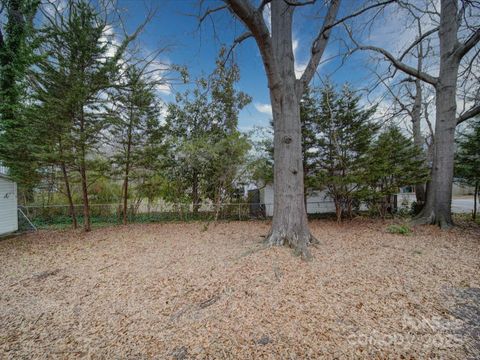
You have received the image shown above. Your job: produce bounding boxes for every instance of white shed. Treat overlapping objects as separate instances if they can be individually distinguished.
[0,172,18,235]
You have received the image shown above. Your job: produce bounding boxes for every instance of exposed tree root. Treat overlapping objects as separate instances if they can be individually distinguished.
[264,230,315,261]
[412,207,453,229]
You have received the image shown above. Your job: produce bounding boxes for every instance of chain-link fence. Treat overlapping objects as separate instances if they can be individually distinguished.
[21,202,269,229]
[21,201,346,229]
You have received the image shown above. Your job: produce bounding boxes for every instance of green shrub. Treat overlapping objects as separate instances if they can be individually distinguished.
[386,224,412,235]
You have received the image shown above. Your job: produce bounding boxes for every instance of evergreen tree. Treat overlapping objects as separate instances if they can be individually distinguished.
[315,83,378,222]
[109,65,163,225]
[0,0,40,196]
[455,120,480,220]
[360,126,429,218]
[300,87,321,205]
[32,0,144,231]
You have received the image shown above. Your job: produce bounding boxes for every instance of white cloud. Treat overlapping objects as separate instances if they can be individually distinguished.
[147,60,173,95]
[255,103,272,116]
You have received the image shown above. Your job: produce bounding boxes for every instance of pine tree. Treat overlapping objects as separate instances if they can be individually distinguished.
[315,83,378,222]
[455,120,480,220]
[109,65,163,225]
[32,0,144,231]
[300,87,321,205]
[360,126,429,218]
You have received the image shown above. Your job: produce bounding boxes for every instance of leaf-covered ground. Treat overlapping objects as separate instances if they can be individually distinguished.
[1,219,479,359]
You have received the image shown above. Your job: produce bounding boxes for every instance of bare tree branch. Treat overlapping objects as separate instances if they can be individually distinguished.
[398,26,439,62]
[198,4,228,24]
[222,31,253,64]
[323,0,396,33]
[298,0,340,88]
[282,0,316,6]
[457,104,480,125]
[456,28,480,59]
[224,0,282,90]
[346,26,438,86]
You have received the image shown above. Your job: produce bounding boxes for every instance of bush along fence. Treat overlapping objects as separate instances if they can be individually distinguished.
[22,195,417,229]
[22,201,348,229]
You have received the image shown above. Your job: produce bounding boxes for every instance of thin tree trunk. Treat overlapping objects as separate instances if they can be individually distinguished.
[58,137,77,229]
[414,0,459,228]
[60,161,77,229]
[123,132,132,225]
[265,1,313,258]
[335,200,342,223]
[474,182,478,221]
[192,170,200,215]
[78,107,91,232]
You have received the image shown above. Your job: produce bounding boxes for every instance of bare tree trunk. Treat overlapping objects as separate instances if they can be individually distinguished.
[335,201,342,223]
[415,0,459,228]
[122,131,132,225]
[265,1,312,258]
[192,170,200,215]
[474,182,478,221]
[78,108,91,232]
[79,161,91,231]
[122,170,129,225]
[60,161,77,229]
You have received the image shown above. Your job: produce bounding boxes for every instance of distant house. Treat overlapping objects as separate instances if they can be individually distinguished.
[0,167,18,235]
[251,182,416,217]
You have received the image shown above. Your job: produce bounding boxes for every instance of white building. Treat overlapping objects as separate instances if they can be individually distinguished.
[0,168,18,235]
[258,183,416,217]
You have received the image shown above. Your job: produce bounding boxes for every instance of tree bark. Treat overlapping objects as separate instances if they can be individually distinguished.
[474,182,478,221]
[192,169,200,215]
[123,127,132,225]
[78,107,91,232]
[264,1,313,259]
[224,0,340,257]
[414,0,459,228]
[60,160,77,229]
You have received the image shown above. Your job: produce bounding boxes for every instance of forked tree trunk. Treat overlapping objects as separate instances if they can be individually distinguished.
[414,0,459,228]
[265,1,313,258]
[225,0,340,258]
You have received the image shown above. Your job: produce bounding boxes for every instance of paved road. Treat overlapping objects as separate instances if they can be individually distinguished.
[451,197,477,214]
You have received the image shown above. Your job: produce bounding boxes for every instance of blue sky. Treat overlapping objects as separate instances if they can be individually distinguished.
[114,0,419,132]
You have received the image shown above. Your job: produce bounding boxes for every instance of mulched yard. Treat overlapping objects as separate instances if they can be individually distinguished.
[1,219,479,359]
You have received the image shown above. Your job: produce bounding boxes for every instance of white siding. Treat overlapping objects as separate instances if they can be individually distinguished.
[0,177,18,235]
[261,185,336,216]
[260,185,410,216]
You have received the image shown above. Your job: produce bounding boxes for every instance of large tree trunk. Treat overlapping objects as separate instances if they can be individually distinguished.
[264,1,313,259]
[414,0,459,228]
